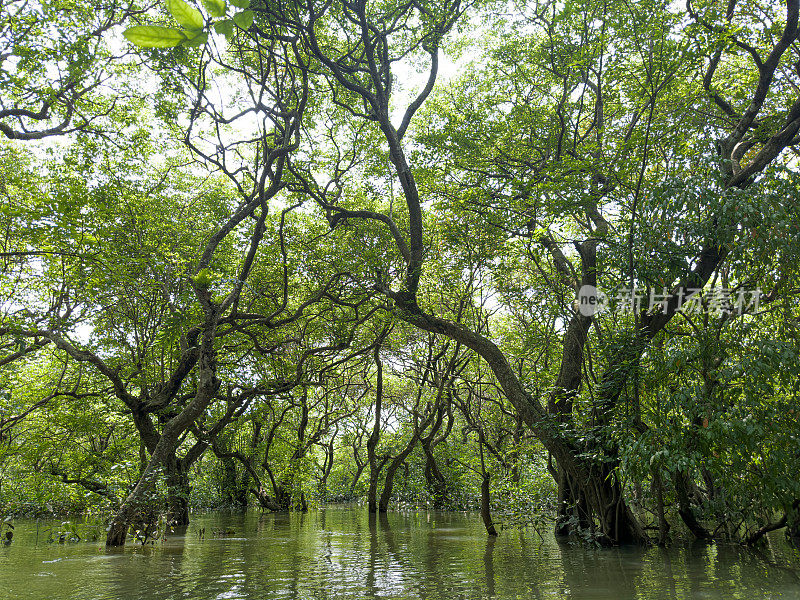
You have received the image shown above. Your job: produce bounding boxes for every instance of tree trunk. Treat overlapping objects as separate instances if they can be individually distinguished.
[420,406,449,508]
[423,454,448,508]
[367,468,381,513]
[554,467,589,536]
[318,434,336,499]
[367,331,387,513]
[379,451,413,513]
[652,470,670,546]
[235,469,250,508]
[786,500,800,546]
[480,473,498,536]
[106,324,219,547]
[674,470,712,540]
[252,486,283,511]
[106,434,177,546]
[350,461,366,498]
[395,304,648,544]
[273,481,292,511]
[165,461,190,527]
[220,457,249,509]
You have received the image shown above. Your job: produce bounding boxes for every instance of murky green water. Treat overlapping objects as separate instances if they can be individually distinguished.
[1,507,799,599]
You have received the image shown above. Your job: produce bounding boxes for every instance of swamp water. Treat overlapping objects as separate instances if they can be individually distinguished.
[1,507,799,599]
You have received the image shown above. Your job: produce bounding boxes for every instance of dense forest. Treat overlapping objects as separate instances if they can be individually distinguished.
[0,0,798,550]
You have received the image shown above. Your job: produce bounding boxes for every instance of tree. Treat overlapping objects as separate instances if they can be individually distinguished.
[0,0,148,140]
[266,0,800,543]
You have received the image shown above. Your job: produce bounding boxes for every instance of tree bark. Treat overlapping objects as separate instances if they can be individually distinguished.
[165,459,190,527]
[421,404,449,508]
[106,321,219,546]
[367,330,387,513]
[221,456,249,509]
[674,470,712,540]
[379,450,413,513]
[652,470,670,546]
[394,303,647,544]
[105,431,179,546]
[554,468,590,536]
[423,451,448,508]
[481,473,498,536]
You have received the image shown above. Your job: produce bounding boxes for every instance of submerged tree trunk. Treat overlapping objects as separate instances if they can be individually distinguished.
[421,404,451,508]
[653,470,670,546]
[476,431,498,536]
[554,467,590,537]
[674,470,712,540]
[367,330,387,514]
[379,452,412,513]
[367,464,381,514]
[165,460,190,527]
[105,432,179,546]
[395,304,648,544]
[423,453,448,508]
[481,473,498,536]
[106,323,219,547]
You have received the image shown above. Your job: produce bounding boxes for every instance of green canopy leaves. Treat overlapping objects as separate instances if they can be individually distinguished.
[123,25,188,48]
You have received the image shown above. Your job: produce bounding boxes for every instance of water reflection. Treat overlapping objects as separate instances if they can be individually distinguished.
[484,534,496,597]
[1,507,798,599]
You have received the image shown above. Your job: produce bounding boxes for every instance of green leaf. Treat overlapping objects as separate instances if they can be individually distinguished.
[230,0,249,7]
[182,31,208,47]
[201,0,227,17]
[233,9,253,29]
[166,0,204,31]
[191,268,219,288]
[123,26,187,48]
[213,19,235,38]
